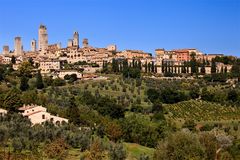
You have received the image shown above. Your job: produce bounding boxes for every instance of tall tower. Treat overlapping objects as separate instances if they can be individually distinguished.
[38,25,48,52]
[2,46,10,55]
[73,32,79,47]
[82,38,89,48]
[31,39,37,52]
[14,37,23,56]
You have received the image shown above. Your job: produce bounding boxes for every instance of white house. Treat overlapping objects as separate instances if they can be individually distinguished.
[18,104,68,125]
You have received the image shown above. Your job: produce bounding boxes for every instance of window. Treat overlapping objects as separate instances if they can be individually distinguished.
[42,114,45,119]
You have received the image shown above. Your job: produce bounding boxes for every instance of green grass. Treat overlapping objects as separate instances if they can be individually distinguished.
[124,143,155,160]
[65,143,155,160]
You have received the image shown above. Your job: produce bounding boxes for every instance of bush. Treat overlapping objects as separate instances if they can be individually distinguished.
[108,143,127,160]
[44,138,69,159]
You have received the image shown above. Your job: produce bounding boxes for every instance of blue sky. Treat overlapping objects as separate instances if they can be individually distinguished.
[0,0,239,56]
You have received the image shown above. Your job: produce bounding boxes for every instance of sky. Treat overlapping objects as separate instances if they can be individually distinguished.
[0,0,239,56]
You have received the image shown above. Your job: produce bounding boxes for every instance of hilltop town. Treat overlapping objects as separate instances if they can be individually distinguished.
[0,24,236,79]
[0,25,240,160]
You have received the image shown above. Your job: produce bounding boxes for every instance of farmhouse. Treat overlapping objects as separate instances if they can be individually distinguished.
[19,104,68,125]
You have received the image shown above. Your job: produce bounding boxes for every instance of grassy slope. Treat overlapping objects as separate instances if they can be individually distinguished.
[66,143,155,160]
[124,143,155,160]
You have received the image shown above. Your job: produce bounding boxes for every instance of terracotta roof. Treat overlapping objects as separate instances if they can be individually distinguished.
[19,106,35,111]
[24,110,43,117]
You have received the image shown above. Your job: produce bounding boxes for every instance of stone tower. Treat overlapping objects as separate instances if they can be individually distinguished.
[2,46,10,55]
[31,39,37,52]
[68,39,73,48]
[82,38,89,48]
[38,25,48,52]
[73,32,79,47]
[14,37,23,56]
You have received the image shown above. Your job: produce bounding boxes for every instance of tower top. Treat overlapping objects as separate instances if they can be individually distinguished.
[39,24,47,29]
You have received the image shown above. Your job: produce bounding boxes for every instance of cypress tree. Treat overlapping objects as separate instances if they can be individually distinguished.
[211,60,217,73]
[145,61,148,73]
[151,62,154,72]
[36,70,44,89]
[20,76,29,91]
[11,55,16,64]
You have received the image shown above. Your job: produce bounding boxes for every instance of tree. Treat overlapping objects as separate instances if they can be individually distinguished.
[20,76,29,91]
[44,138,69,159]
[151,62,154,72]
[190,52,197,74]
[28,57,34,66]
[11,55,16,64]
[200,63,206,74]
[227,89,238,102]
[12,137,24,153]
[18,61,33,78]
[109,143,127,160]
[2,88,22,112]
[154,131,205,160]
[53,78,66,86]
[103,120,123,142]
[231,62,240,77]
[145,61,148,73]
[86,138,105,160]
[36,70,44,89]
[182,63,187,74]
[211,60,217,74]
[66,97,81,125]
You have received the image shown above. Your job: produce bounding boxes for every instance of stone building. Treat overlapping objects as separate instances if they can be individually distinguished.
[38,25,48,52]
[39,59,61,74]
[31,39,37,52]
[82,38,89,48]
[14,37,23,56]
[2,46,10,55]
[73,32,79,47]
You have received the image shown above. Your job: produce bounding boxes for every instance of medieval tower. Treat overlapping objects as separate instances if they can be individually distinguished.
[82,38,89,48]
[14,37,23,56]
[31,39,37,52]
[2,46,10,55]
[38,25,48,52]
[73,32,79,47]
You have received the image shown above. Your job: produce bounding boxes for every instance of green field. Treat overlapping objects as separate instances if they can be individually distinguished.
[165,100,240,122]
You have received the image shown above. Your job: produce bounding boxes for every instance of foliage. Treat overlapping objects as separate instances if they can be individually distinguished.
[66,97,81,125]
[19,76,29,91]
[2,88,22,112]
[44,138,69,159]
[165,100,240,122]
[120,113,162,147]
[18,61,33,78]
[64,74,78,83]
[85,138,106,160]
[36,70,44,89]
[108,143,127,160]
[154,131,205,160]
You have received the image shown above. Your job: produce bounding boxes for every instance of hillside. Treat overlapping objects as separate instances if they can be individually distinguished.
[165,100,240,122]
